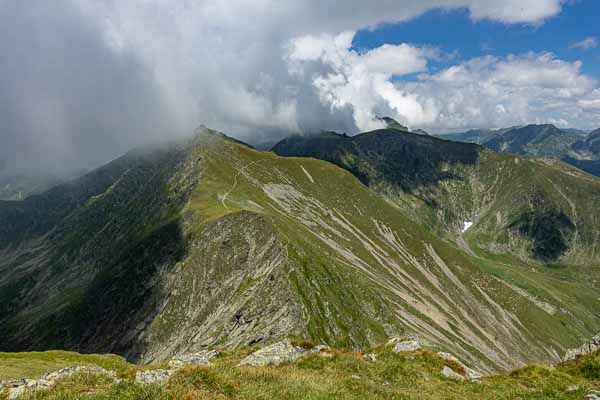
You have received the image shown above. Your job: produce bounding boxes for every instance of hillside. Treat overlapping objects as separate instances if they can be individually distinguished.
[571,128,600,160]
[1,128,599,376]
[440,128,513,144]
[483,124,581,158]
[441,125,600,177]
[1,342,599,400]
[272,129,600,265]
[0,175,63,201]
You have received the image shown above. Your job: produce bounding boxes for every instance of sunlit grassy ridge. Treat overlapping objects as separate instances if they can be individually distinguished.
[1,129,598,376]
[272,129,600,266]
[2,346,599,400]
[171,131,599,370]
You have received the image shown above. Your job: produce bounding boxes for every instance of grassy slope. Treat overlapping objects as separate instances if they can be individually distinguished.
[0,351,133,381]
[181,133,600,371]
[1,130,598,374]
[2,347,599,400]
[272,130,600,265]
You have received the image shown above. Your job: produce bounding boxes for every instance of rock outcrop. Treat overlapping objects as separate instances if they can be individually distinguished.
[168,350,219,369]
[239,340,306,366]
[389,337,422,353]
[135,369,173,385]
[440,366,465,381]
[437,352,483,380]
[136,350,220,385]
[0,366,117,399]
[563,334,600,361]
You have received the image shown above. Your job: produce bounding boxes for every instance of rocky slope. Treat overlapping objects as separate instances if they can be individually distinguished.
[1,128,599,375]
[272,128,600,265]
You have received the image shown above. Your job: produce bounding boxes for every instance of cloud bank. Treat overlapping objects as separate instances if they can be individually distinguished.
[3,0,598,178]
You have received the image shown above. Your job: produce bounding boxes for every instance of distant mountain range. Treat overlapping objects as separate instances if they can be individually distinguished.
[440,124,600,176]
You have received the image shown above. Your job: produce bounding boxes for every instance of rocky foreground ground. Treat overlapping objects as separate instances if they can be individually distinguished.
[1,335,599,400]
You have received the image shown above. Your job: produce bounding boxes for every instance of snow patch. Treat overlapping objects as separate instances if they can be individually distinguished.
[462,221,473,233]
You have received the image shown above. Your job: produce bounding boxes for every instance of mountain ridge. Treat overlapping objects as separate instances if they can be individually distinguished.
[440,124,600,176]
[1,127,599,375]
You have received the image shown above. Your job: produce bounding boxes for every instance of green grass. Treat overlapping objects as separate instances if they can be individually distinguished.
[181,133,600,369]
[3,347,599,400]
[0,351,134,380]
[3,129,600,385]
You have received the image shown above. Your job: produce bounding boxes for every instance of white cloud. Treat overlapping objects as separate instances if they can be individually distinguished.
[408,52,600,131]
[570,37,598,50]
[288,32,437,130]
[288,32,600,132]
[0,0,579,176]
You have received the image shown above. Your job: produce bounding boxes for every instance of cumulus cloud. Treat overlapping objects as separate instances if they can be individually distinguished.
[570,37,598,50]
[289,33,600,132]
[288,32,438,131]
[408,52,600,130]
[0,0,578,177]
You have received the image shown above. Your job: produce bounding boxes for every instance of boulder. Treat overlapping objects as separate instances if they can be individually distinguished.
[169,350,219,369]
[436,352,483,380]
[135,369,173,385]
[363,353,377,362]
[441,366,465,381]
[239,340,305,366]
[392,340,421,353]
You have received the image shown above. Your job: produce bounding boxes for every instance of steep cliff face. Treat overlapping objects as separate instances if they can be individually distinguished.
[1,129,599,374]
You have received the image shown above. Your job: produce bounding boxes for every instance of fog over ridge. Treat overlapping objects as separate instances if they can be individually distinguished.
[2,0,599,178]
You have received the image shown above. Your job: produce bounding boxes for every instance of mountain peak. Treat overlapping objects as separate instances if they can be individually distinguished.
[376,116,409,131]
[413,129,430,136]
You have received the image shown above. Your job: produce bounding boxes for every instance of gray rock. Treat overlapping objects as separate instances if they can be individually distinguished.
[436,351,483,380]
[7,385,25,400]
[135,369,174,385]
[584,394,600,400]
[392,340,421,353]
[239,340,306,366]
[168,350,219,369]
[43,366,116,381]
[387,335,417,345]
[441,366,465,381]
[563,334,600,361]
[363,353,377,362]
[0,366,117,399]
[0,380,30,400]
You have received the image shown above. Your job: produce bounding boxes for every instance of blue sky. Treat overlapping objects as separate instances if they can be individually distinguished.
[354,0,600,80]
